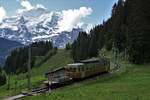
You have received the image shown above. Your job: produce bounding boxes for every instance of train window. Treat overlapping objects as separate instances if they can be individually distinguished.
[69,68,71,71]
[78,66,81,72]
[79,67,81,71]
[78,67,80,72]
[78,67,81,72]
[70,68,72,71]
[91,64,95,70]
[66,68,68,71]
[92,65,94,69]
[71,68,74,72]
[70,68,75,72]
[88,66,91,70]
[73,68,75,72]
[82,67,84,71]
[85,67,88,71]
[76,68,78,72]
[69,68,72,71]
[88,65,91,71]
[68,68,70,71]
[76,67,78,72]
[93,64,95,68]
[88,67,90,70]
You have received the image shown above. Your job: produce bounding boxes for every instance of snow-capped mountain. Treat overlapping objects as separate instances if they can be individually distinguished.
[0,7,83,48]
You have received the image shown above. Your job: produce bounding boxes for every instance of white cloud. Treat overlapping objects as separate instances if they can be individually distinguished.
[36,4,46,9]
[0,7,6,22]
[57,7,93,32]
[17,0,46,13]
[20,0,33,10]
[76,23,93,33]
[76,22,84,28]
[4,1,93,33]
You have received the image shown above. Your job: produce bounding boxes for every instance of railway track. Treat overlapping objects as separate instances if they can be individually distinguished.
[3,73,110,100]
[4,58,111,100]
[3,94,26,100]
[3,87,51,100]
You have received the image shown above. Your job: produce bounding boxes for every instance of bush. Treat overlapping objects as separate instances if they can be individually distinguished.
[0,70,6,86]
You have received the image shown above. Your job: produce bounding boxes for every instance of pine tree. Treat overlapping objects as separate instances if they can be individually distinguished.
[65,43,72,50]
[111,0,126,52]
[71,32,89,62]
[126,0,150,63]
[88,25,104,57]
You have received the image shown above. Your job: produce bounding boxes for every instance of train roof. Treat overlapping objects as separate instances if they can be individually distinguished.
[66,63,84,68]
[66,58,102,68]
[67,63,84,66]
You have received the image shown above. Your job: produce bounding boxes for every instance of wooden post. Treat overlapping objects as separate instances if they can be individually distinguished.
[7,74,10,90]
[28,45,31,90]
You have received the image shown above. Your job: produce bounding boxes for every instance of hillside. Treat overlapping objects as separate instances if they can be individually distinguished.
[31,49,73,76]
[0,38,23,66]
[1,49,150,100]
[0,49,73,99]
[25,63,150,100]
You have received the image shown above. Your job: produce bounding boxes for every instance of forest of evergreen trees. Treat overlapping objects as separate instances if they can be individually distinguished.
[4,41,57,74]
[71,0,150,64]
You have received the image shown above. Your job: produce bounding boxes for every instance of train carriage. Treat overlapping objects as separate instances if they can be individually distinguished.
[45,58,110,88]
[64,58,110,79]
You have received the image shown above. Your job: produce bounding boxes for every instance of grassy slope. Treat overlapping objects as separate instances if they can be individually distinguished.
[1,49,150,100]
[0,49,73,99]
[25,63,150,100]
[31,49,73,76]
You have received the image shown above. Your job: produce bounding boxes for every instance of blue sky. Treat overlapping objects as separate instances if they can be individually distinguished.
[0,0,118,25]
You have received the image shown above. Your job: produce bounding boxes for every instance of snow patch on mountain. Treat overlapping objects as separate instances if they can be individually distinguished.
[0,5,92,48]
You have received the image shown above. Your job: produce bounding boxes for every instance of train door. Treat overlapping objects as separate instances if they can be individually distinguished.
[81,66,85,78]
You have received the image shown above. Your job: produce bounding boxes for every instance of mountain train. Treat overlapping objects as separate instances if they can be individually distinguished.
[45,58,110,88]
